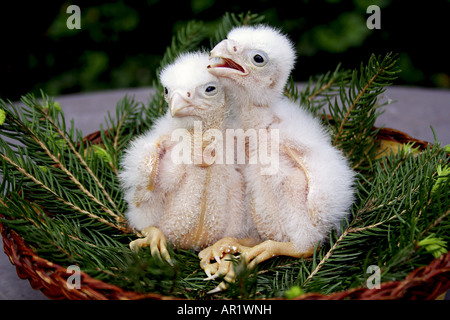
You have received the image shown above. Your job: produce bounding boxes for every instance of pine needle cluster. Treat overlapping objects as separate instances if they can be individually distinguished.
[0,12,448,299]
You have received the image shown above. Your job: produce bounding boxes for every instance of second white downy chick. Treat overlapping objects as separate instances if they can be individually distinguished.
[120,52,255,264]
[200,25,355,291]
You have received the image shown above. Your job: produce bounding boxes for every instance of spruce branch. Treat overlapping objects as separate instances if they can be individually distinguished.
[99,95,144,174]
[0,95,128,232]
[289,63,351,116]
[300,144,449,294]
[39,104,121,212]
[326,53,400,172]
[0,193,134,270]
[0,152,120,230]
[159,20,208,74]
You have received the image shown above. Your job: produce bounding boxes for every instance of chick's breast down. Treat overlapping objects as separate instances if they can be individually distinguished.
[120,52,251,252]
[207,25,355,254]
[250,98,355,252]
[122,129,246,250]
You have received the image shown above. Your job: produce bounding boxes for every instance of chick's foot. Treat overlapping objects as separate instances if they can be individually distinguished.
[202,240,315,294]
[129,226,173,266]
[199,237,246,279]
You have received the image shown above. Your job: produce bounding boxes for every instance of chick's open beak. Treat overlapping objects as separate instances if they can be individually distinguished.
[208,40,247,75]
[169,92,193,117]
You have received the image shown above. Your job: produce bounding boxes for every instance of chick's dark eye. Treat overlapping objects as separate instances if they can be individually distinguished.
[253,54,264,64]
[164,87,168,95]
[204,84,218,96]
[251,51,268,67]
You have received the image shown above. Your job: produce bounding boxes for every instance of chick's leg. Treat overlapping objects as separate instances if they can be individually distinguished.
[130,226,173,266]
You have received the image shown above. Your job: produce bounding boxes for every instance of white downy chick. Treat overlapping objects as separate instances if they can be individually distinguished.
[120,52,253,263]
[200,25,355,289]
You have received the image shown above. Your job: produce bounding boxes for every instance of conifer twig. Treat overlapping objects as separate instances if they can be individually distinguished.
[25,120,122,224]
[333,69,383,146]
[0,152,126,232]
[41,108,122,217]
[307,79,335,102]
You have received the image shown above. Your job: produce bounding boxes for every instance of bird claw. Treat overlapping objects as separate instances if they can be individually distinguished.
[198,238,251,294]
[201,253,238,294]
[203,273,219,281]
[207,287,221,295]
[129,226,173,266]
[206,257,236,294]
[204,269,212,279]
[199,237,242,264]
[207,281,229,294]
[199,238,241,278]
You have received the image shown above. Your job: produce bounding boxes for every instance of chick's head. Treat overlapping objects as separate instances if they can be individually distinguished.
[160,52,225,128]
[208,25,296,106]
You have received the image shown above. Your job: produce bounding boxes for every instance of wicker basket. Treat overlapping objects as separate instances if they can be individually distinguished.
[1,127,449,300]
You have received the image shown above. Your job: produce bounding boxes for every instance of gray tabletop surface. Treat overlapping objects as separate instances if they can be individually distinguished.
[0,85,449,299]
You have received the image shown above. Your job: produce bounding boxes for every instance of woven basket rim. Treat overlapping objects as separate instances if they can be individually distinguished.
[1,127,448,300]
[2,220,449,300]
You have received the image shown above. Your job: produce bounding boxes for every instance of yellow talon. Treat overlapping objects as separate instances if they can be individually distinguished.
[129,226,173,266]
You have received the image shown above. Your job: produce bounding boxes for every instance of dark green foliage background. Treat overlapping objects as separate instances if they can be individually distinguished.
[1,0,449,101]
